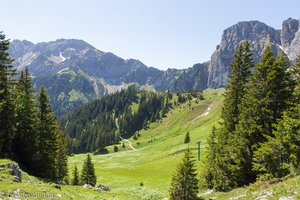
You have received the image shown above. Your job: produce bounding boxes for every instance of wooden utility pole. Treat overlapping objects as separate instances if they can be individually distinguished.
[195,141,201,161]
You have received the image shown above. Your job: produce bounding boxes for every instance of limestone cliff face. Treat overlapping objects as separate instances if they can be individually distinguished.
[281,18,300,61]
[208,18,300,88]
[170,63,209,92]
[208,21,281,88]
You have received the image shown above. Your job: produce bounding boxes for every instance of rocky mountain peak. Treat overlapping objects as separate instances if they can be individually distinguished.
[9,39,34,59]
[208,18,299,88]
[281,18,300,61]
[221,21,280,47]
[281,18,300,48]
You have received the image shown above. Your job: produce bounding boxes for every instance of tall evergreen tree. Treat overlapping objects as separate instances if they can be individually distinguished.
[239,47,292,145]
[253,55,300,178]
[221,41,253,134]
[169,149,200,200]
[80,154,97,186]
[204,45,293,190]
[0,32,16,157]
[14,67,38,169]
[203,126,218,189]
[56,131,68,182]
[204,126,251,191]
[0,32,69,180]
[72,165,79,186]
[237,47,292,181]
[36,87,60,179]
[203,41,253,190]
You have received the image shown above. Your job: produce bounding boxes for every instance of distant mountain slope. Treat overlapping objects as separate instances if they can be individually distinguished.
[8,39,171,115]
[9,38,165,85]
[170,62,209,92]
[8,18,300,115]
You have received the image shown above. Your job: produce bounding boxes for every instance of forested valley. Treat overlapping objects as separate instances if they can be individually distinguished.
[61,85,203,153]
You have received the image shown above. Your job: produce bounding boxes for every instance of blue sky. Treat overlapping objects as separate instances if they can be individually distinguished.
[1,0,299,70]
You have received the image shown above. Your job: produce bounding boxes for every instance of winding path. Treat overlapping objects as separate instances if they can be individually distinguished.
[120,136,137,151]
[192,103,212,122]
[200,104,211,117]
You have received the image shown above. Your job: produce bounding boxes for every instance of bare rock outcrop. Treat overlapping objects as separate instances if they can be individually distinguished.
[0,162,22,182]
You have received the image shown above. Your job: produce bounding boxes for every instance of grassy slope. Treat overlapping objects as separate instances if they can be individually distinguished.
[1,88,298,199]
[0,160,114,200]
[205,176,300,200]
[67,88,225,199]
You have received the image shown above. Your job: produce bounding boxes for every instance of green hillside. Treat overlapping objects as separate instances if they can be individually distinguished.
[67,88,224,199]
[0,88,222,199]
[1,88,299,199]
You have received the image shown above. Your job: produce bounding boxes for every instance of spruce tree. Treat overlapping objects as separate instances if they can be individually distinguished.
[204,126,218,189]
[221,41,253,133]
[238,47,292,181]
[267,52,293,120]
[239,47,292,144]
[184,131,191,144]
[14,67,38,169]
[204,126,251,191]
[203,41,253,190]
[238,46,275,143]
[36,87,60,179]
[253,55,300,178]
[275,106,300,174]
[72,165,79,186]
[56,132,68,182]
[252,136,288,178]
[114,145,118,152]
[0,32,16,157]
[169,149,199,200]
[81,154,97,186]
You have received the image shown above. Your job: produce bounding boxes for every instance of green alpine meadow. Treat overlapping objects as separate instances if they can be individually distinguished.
[0,1,300,199]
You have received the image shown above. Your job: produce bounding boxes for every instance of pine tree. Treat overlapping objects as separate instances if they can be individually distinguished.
[36,87,60,179]
[203,41,253,190]
[56,132,68,182]
[203,126,218,189]
[162,90,170,117]
[169,149,200,200]
[14,67,38,169]
[267,52,293,120]
[238,47,293,181]
[221,41,253,133]
[238,46,275,142]
[184,131,191,144]
[203,125,251,191]
[275,106,300,174]
[239,47,292,144]
[252,136,288,178]
[253,55,300,178]
[114,145,118,152]
[81,154,97,186]
[0,32,16,157]
[72,165,79,186]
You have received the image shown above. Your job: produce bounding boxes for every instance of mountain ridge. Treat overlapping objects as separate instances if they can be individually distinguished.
[8,18,300,115]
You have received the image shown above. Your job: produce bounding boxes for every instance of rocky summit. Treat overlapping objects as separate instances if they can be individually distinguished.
[208,18,300,88]
[8,18,300,116]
